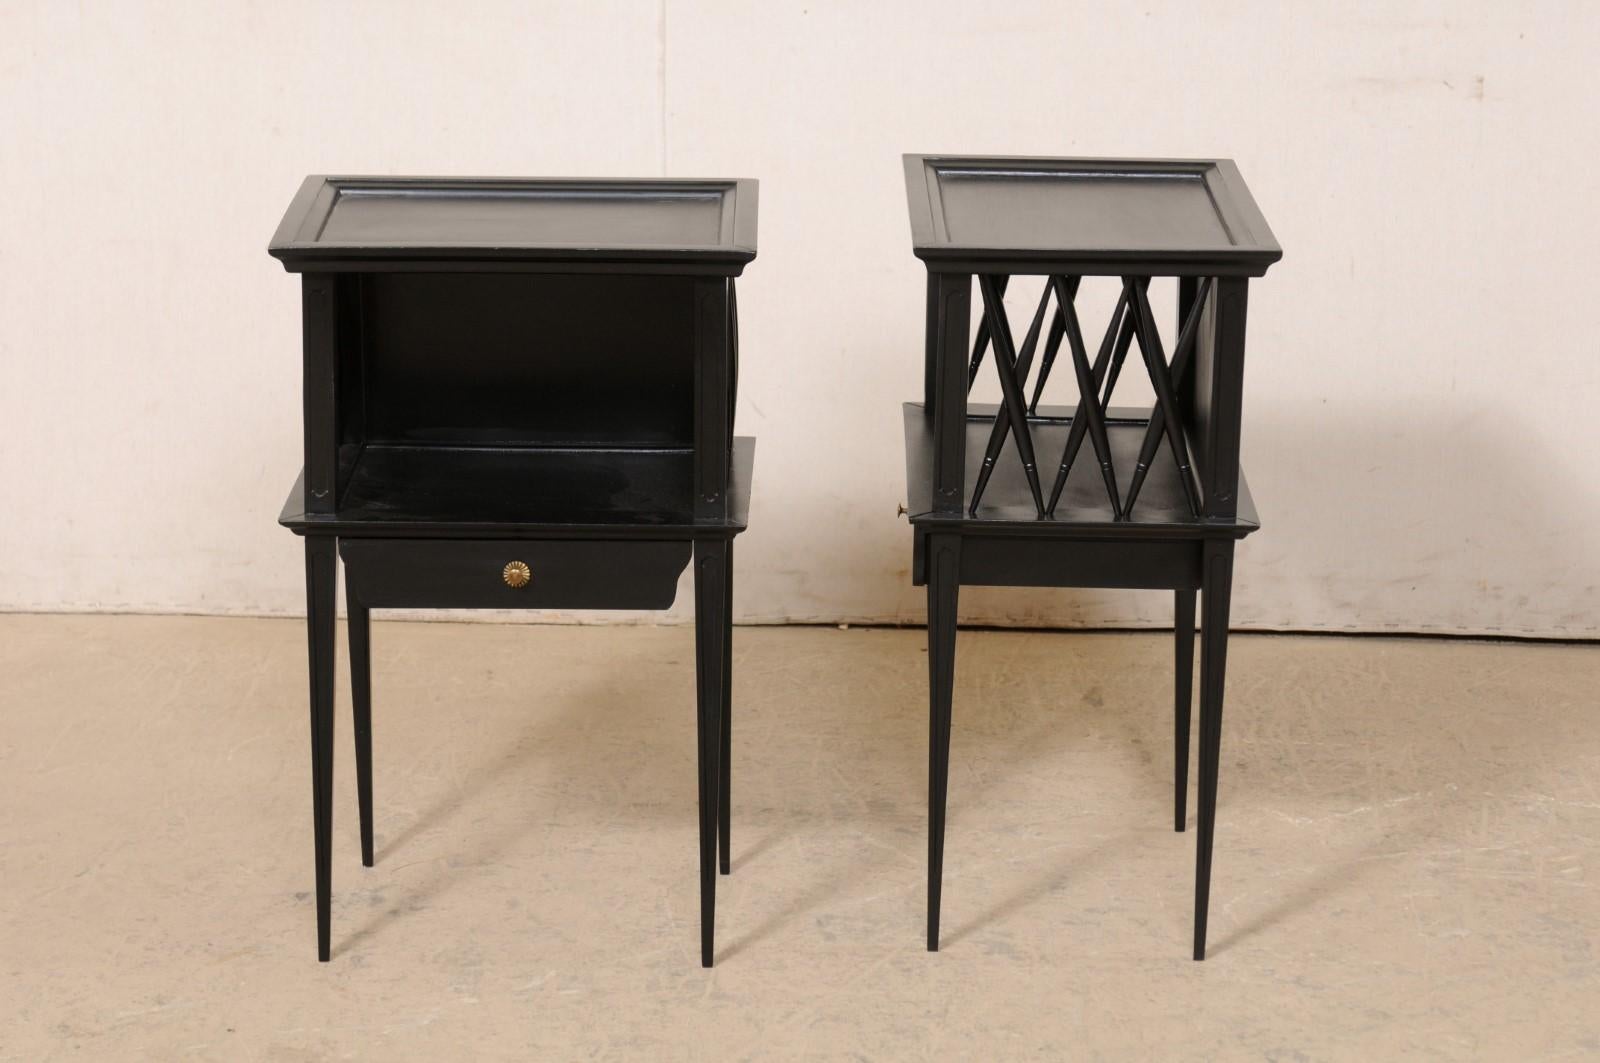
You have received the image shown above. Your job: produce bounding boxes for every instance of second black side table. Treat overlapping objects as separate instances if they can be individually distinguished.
[900,156,1281,959]
[269,175,757,966]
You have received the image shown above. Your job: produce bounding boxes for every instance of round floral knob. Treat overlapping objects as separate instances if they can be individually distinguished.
[502,561,532,589]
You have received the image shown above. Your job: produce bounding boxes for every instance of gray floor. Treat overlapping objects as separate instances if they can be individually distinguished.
[3,615,1597,1060]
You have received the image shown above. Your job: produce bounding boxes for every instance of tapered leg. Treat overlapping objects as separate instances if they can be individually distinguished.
[926,533,961,951]
[692,538,728,967]
[348,592,374,868]
[718,541,734,875]
[1174,588,1196,833]
[1194,539,1235,960]
[304,536,338,962]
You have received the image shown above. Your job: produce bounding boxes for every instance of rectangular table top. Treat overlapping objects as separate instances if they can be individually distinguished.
[270,176,758,274]
[904,156,1279,277]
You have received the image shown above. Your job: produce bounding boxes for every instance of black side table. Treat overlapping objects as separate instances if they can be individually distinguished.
[901,156,1281,959]
[269,175,757,966]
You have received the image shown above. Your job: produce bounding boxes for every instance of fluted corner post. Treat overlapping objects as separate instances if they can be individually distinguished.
[693,278,733,522]
[1193,277,1250,521]
[300,274,340,516]
[929,273,972,516]
[923,271,940,410]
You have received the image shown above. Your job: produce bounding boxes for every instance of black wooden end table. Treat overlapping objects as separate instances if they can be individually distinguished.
[269,175,758,966]
[901,156,1281,959]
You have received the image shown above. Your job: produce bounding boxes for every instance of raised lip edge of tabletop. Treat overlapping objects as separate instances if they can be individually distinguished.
[268,175,759,275]
[901,154,1281,277]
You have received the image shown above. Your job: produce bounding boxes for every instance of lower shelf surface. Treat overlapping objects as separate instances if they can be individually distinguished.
[903,403,1257,536]
[279,438,754,538]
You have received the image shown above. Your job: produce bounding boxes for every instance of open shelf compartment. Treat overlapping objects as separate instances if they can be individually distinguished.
[903,403,1256,536]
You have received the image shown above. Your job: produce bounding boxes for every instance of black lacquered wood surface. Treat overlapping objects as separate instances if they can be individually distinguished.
[271,176,757,274]
[902,155,1279,961]
[903,404,1256,534]
[904,155,1280,277]
[272,173,756,966]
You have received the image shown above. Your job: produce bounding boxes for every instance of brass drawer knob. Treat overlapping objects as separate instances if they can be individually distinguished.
[502,561,532,589]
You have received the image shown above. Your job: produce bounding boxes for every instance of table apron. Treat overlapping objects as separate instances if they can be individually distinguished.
[915,533,1203,591]
[339,537,692,610]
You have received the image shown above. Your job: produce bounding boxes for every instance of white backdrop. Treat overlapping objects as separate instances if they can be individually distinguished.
[2,1,1596,637]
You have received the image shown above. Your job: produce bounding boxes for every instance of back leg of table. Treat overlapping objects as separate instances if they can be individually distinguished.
[1193,539,1235,961]
[692,538,728,967]
[1174,588,1196,833]
[718,541,733,876]
[348,594,374,868]
[303,535,338,962]
[926,533,961,951]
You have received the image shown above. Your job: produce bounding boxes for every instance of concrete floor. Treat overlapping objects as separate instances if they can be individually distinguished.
[2,615,1597,1060]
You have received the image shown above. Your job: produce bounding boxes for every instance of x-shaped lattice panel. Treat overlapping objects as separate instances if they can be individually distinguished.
[966,274,1215,519]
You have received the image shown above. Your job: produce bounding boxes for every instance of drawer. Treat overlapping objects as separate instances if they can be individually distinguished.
[339,538,691,610]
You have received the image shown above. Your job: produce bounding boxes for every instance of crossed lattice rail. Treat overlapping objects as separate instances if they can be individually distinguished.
[965,273,1214,519]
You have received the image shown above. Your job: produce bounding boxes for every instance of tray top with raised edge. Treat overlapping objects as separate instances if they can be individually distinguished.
[904,155,1280,277]
[269,175,758,275]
